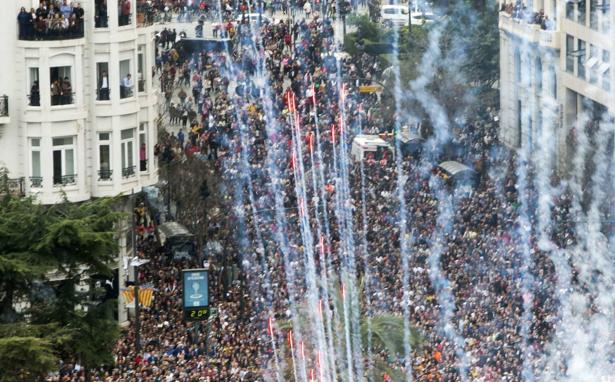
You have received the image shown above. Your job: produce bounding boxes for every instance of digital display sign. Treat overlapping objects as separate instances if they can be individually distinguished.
[182,269,209,321]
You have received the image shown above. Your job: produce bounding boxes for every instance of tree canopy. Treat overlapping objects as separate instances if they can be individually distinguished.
[0,193,123,380]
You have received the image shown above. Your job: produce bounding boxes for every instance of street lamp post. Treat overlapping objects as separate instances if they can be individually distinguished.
[131,191,141,353]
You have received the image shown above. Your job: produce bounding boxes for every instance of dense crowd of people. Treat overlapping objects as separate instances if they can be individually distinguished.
[17,1,84,40]
[42,0,600,381]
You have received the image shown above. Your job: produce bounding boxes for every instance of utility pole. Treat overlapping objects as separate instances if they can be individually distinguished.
[131,190,141,353]
[408,0,412,35]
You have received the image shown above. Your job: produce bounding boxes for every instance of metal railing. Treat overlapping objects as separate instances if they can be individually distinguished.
[53,174,77,186]
[95,15,109,28]
[140,159,148,172]
[0,95,8,117]
[98,169,113,181]
[30,176,43,188]
[50,92,76,107]
[28,93,40,107]
[122,166,136,177]
[18,19,84,41]
[119,12,133,27]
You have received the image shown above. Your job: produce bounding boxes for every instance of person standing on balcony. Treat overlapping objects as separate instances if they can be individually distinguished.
[120,0,131,26]
[51,80,61,106]
[60,0,73,20]
[98,70,110,100]
[122,73,134,97]
[61,77,72,105]
[17,7,30,40]
[30,81,40,107]
[72,3,84,35]
[140,143,147,171]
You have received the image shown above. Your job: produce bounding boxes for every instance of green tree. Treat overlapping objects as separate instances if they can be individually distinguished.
[0,194,123,380]
[0,337,57,382]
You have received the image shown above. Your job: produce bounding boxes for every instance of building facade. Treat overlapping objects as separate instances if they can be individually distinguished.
[498,0,614,172]
[1,0,164,323]
[1,0,160,203]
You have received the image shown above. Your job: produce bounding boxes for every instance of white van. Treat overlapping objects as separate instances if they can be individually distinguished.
[381,5,436,27]
[351,135,394,162]
[381,5,409,28]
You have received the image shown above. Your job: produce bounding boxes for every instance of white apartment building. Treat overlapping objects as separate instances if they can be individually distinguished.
[0,0,164,322]
[498,0,614,172]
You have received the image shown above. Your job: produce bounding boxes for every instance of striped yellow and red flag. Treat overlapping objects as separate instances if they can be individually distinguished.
[122,287,135,305]
[138,287,154,308]
[122,286,154,307]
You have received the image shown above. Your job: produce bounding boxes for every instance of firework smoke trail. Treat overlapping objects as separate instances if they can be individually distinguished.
[318,22,356,378]
[329,13,366,375]
[537,110,592,380]
[209,10,286,379]
[389,19,416,382]
[358,159,375,380]
[234,17,310,382]
[308,88,346,381]
[428,186,469,381]
[312,98,346,380]
[563,117,615,381]
[288,93,334,381]
[513,128,536,382]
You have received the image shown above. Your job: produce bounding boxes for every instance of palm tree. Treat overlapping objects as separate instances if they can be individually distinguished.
[277,277,422,382]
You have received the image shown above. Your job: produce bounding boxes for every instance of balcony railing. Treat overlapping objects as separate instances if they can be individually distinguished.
[17,16,84,41]
[53,174,77,186]
[30,176,43,188]
[499,11,560,49]
[0,176,25,197]
[98,169,113,181]
[0,95,8,117]
[140,159,148,172]
[122,166,136,178]
[119,12,133,27]
[51,91,75,107]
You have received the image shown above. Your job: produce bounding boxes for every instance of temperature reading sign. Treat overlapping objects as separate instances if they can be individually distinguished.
[182,269,209,321]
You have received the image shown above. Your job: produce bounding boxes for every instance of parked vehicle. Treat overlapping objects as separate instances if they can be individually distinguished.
[351,135,394,162]
[381,5,437,27]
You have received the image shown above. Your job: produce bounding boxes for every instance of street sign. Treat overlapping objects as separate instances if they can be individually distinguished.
[359,85,383,93]
[182,269,209,321]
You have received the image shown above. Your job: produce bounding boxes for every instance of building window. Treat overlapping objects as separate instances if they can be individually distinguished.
[578,0,586,24]
[535,57,543,93]
[98,133,112,181]
[95,0,108,28]
[121,129,135,177]
[566,0,575,19]
[30,138,42,188]
[119,59,133,99]
[601,50,610,91]
[590,0,599,29]
[97,62,110,101]
[28,68,40,107]
[577,39,586,80]
[517,100,522,148]
[514,48,521,83]
[50,66,73,106]
[119,0,132,26]
[139,123,147,172]
[138,45,146,93]
[601,0,610,32]
[587,45,600,84]
[566,35,575,73]
[550,65,557,99]
[52,137,76,186]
